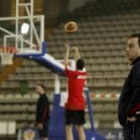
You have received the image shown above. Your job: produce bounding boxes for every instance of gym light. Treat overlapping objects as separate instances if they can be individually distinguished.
[21,23,30,34]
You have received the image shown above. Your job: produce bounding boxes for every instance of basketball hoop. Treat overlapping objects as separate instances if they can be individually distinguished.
[0,47,17,65]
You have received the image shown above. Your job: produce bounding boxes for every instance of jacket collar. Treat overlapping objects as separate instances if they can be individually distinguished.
[131,56,140,65]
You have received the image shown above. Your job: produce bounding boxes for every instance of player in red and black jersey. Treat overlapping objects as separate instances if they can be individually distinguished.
[64,44,87,140]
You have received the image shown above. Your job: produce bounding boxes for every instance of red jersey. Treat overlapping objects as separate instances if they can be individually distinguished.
[65,66,87,110]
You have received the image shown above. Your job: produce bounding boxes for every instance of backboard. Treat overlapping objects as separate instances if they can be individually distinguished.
[0,0,45,57]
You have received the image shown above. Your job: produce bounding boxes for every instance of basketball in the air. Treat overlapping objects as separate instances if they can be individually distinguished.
[64,21,78,33]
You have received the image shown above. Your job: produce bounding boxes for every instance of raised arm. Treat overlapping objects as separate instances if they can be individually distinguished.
[64,43,70,67]
[72,47,81,61]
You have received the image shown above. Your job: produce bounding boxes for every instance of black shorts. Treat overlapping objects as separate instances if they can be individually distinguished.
[38,121,49,138]
[65,110,85,125]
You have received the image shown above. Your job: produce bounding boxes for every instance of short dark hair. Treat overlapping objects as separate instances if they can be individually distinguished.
[76,59,85,70]
[130,33,140,47]
[36,83,46,90]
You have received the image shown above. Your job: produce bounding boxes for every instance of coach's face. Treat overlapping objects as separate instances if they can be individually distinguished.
[126,37,140,62]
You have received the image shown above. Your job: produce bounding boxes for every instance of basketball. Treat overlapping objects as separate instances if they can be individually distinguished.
[64,21,78,33]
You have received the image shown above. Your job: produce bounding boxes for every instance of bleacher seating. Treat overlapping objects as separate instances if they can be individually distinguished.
[45,0,140,129]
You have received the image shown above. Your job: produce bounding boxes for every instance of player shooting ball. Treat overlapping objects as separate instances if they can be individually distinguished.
[64,43,87,140]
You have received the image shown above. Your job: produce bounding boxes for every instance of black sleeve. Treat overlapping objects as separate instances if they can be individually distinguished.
[37,97,49,123]
[127,64,140,116]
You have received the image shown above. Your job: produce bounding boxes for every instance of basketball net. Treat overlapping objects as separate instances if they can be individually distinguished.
[0,47,16,65]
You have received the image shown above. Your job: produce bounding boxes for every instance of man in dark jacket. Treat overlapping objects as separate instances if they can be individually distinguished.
[35,83,50,140]
[118,33,140,140]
